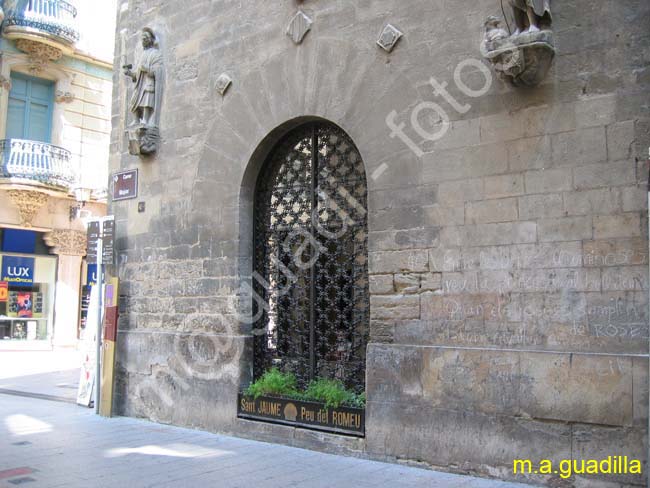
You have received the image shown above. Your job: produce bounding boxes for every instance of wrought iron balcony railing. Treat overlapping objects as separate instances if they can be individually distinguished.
[0,139,74,190]
[3,0,79,48]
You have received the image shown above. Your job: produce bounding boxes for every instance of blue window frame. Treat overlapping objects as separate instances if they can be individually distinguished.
[6,73,55,143]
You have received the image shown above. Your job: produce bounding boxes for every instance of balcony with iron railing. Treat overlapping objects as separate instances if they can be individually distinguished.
[0,138,74,191]
[2,0,79,54]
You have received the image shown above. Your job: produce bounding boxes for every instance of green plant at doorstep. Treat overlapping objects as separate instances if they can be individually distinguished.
[245,369,366,409]
[244,368,299,399]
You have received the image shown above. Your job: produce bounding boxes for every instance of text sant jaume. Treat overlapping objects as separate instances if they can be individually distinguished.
[238,395,364,436]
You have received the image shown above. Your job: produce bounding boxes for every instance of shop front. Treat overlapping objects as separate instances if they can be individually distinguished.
[0,252,56,342]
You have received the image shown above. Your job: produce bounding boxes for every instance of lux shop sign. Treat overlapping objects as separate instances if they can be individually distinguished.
[1,256,35,283]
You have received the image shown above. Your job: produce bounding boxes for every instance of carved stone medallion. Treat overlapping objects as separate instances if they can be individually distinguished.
[286,11,312,44]
[216,73,232,96]
[377,24,403,52]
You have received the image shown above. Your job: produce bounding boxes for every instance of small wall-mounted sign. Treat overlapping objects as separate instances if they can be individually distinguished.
[237,393,365,437]
[1,256,35,284]
[112,169,138,201]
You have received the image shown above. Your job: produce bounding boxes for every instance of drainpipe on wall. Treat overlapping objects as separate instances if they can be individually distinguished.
[647,146,650,488]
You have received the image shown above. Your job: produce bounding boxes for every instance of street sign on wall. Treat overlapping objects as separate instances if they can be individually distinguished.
[112,170,138,201]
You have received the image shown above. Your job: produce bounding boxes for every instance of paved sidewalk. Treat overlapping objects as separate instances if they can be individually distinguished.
[0,351,80,402]
[0,394,535,487]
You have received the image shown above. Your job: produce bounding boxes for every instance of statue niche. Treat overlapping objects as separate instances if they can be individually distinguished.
[123,28,164,156]
[481,0,555,87]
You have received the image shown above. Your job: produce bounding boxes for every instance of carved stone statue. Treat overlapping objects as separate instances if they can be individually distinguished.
[483,16,509,44]
[480,1,554,87]
[123,28,164,156]
[509,0,552,34]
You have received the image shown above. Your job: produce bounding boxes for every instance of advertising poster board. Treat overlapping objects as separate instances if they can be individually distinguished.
[77,284,100,407]
[16,292,32,318]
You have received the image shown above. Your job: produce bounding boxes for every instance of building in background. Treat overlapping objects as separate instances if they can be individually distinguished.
[0,0,115,348]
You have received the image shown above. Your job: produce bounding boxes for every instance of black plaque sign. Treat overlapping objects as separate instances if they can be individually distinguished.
[237,394,365,437]
[86,220,100,264]
[112,170,138,201]
[86,218,115,265]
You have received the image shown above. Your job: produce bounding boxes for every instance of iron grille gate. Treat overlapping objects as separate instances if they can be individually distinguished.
[253,122,369,393]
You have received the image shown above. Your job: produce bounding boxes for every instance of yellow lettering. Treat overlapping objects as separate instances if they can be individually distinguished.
[573,460,585,474]
[240,398,255,413]
[559,460,571,479]
[538,460,552,474]
[300,407,315,422]
[600,457,612,474]
[630,460,642,474]
[513,460,532,474]
[317,409,329,423]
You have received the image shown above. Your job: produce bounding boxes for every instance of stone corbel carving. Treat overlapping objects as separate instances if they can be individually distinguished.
[44,229,87,256]
[123,27,164,156]
[481,1,555,87]
[6,190,48,227]
[0,75,11,92]
[55,90,75,103]
[15,39,63,74]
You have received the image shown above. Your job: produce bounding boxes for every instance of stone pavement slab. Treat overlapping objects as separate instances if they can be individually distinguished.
[0,394,536,487]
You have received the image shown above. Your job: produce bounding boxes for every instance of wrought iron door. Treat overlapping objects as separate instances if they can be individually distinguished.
[253,122,369,392]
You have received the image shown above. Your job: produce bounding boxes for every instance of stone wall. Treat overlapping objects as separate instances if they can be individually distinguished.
[110,0,650,485]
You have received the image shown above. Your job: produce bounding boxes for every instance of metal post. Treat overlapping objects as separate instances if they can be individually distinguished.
[309,124,318,382]
[646,147,649,488]
[94,226,103,414]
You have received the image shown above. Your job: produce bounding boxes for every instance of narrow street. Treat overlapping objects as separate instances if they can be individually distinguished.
[0,394,534,487]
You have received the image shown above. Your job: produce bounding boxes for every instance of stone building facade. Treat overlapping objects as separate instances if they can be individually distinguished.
[110,1,650,486]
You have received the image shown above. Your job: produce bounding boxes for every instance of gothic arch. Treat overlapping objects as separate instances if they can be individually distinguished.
[240,118,369,392]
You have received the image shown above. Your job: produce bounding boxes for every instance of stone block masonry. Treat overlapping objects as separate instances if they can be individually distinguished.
[109,0,650,486]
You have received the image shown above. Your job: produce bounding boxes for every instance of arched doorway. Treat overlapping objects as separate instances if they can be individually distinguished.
[252,121,368,393]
